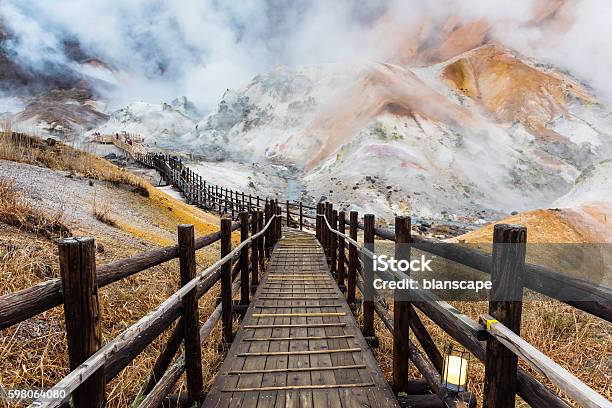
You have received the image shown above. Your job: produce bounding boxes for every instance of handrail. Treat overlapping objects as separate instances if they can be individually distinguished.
[29,214,279,408]
[333,214,611,322]
[318,213,375,259]
[319,211,605,407]
[0,223,241,330]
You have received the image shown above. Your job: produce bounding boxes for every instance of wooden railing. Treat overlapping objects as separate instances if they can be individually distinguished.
[0,207,283,407]
[314,204,612,408]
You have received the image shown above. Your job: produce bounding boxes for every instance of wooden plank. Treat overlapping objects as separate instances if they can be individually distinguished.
[237,348,361,357]
[251,313,346,317]
[222,383,375,392]
[243,323,346,329]
[227,364,365,374]
[244,335,354,342]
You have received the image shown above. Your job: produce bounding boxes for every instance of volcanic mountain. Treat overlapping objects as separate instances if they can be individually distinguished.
[186,41,611,224]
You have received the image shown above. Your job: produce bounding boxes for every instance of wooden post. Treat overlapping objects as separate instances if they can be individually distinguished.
[223,189,228,215]
[178,225,204,405]
[484,224,527,408]
[251,210,259,293]
[337,211,346,291]
[363,214,375,337]
[320,203,326,250]
[393,216,411,392]
[230,191,235,219]
[348,211,358,304]
[220,218,233,343]
[286,200,290,227]
[276,206,282,240]
[202,179,206,208]
[268,201,275,248]
[239,212,250,305]
[264,202,271,258]
[270,200,276,247]
[276,200,280,241]
[299,202,303,230]
[59,238,105,408]
[324,202,331,256]
[257,210,265,268]
[330,209,338,275]
[214,186,218,211]
[316,203,323,242]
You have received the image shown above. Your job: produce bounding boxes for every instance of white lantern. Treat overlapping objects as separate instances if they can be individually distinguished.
[442,344,470,393]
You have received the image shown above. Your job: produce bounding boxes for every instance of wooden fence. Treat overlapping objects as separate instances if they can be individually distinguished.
[314,204,611,408]
[1,206,284,407]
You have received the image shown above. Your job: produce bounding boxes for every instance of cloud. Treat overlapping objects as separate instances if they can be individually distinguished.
[0,0,387,111]
[1,0,612,111]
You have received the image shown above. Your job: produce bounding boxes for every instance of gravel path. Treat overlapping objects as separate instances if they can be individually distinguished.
[0,159,173,249]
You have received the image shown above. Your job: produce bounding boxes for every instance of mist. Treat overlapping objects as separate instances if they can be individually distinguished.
[1,0,612,112]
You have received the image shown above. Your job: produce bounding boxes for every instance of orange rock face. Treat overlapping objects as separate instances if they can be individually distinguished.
[441,44,594,137]
[302,63,476,170]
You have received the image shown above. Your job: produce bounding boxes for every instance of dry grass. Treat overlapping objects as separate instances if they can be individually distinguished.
[92,193,118,228]
[0,134,236,407]
[0,131,143,188]
[93,206,118,227]
[0,179,70,238]
[0,223,230,408]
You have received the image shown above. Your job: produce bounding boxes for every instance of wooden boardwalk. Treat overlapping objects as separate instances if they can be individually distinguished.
[204,228,399,407]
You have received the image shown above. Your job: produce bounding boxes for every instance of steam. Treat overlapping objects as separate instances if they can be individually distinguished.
[0,0,387,111]
[1,0,612,111]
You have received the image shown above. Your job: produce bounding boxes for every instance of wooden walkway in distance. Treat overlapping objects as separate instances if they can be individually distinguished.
[204,228,399,407]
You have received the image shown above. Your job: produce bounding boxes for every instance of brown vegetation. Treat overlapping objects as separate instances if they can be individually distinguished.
[93,205,118,227]
[0,134,231,407]
[0,179,69,238]
[0,131,142,188]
